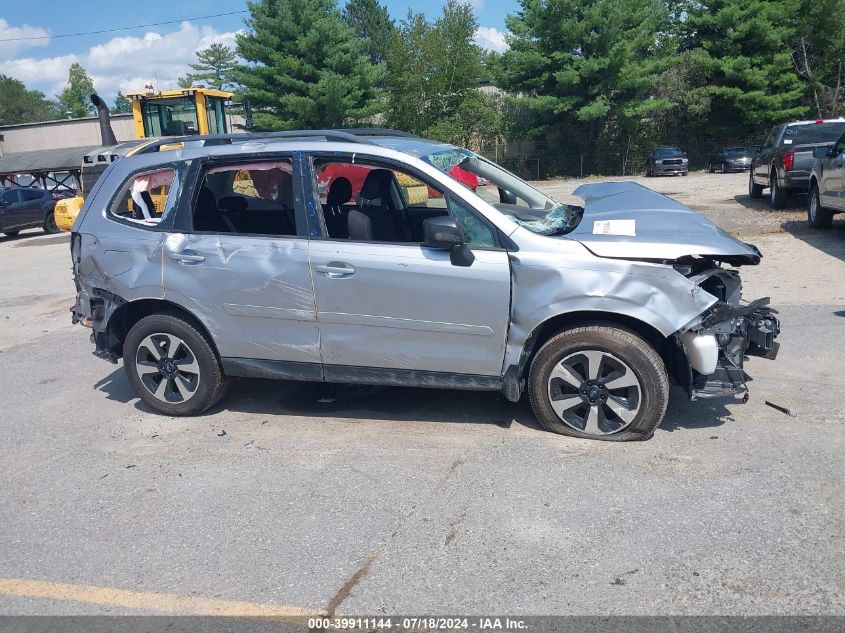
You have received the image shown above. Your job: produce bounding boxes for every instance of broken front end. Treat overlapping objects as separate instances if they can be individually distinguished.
[675,265,779,400]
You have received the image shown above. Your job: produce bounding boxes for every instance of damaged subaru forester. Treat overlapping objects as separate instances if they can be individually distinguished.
[70,130,779,441]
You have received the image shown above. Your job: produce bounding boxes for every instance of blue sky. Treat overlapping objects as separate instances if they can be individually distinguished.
[0,0,515,104]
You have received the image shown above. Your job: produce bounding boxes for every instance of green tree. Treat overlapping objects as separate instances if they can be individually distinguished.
[344,0,395,65]
[234,0,382,130]
[385,1,500,146]
[497,0,671,139]
[0,75,60,125]
[179,43,239,90]
[57,62,96,118]
[111,91,132,114]
[679,0,807,126]
[794,0,845,117]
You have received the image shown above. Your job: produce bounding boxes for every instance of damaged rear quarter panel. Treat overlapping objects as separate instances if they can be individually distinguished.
[503,229,718,371]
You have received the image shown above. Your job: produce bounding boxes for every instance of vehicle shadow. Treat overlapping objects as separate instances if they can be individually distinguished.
[94,368,542,431]
[658,387,732,433]
[94,370,730,435]
[731,193,806,213]
[779,218,845,263]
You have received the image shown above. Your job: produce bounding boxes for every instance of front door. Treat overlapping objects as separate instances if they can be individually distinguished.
[0,189,24,231]
[162,155,321,369]
[306,155,512,377]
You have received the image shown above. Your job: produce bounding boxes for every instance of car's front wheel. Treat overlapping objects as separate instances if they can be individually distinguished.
[808,183,833,229]
[123,312,228,416]
[527,325,669,441]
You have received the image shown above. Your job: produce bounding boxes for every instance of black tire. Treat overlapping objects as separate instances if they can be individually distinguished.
[769,171,789,209]
[527,325,669,442]
[708,163,714,173]
[645,167,652,177]
[43,210,60,234]
[808,183,833,229]
[749,171,764,199]
[682,171,688,176]
[123,312,228,416]
[2,231,20,237]
[720,162,726,174]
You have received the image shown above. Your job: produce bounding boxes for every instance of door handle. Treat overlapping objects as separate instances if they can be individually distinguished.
[169,250,205,264]
[315,261,355,277]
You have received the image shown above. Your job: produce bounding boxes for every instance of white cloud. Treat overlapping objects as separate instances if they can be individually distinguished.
[473,27,508,54]
[0,21,241,101]
[0,19,51,61]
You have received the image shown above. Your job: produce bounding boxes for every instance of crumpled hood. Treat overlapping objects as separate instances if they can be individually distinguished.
[567,181,760,264]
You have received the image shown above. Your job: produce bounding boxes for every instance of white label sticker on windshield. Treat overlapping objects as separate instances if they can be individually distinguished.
[593,220,636,236]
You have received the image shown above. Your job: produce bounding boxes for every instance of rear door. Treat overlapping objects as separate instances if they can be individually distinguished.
[305,154,512,378]
[161,154,322,372]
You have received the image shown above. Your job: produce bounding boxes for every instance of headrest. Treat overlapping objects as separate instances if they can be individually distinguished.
[359,169,393,202]
[327,177,352,206]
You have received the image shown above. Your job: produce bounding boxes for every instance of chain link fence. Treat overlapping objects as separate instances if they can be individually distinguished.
[475,127,765,180]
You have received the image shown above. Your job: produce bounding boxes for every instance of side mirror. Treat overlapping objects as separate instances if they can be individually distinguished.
[422,216,474,267]
[813,146,832,159]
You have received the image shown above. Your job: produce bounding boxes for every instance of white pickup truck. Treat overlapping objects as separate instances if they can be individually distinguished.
[808,130,845,228]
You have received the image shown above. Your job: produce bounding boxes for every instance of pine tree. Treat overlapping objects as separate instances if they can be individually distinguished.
[680,0,807,125]
[57,63,96,119]
[111,91,132,114]
[234,0,382,130]
[180,43,239,90]
[344,0,395,65]
[498,0,670,132]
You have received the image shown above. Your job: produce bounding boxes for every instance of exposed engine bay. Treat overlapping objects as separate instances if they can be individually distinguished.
[674,259,779,400]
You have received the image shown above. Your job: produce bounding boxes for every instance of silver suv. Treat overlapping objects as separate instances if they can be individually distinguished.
[70,130,779,441]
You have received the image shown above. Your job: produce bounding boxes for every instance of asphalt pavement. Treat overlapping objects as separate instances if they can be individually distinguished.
[0,172,842,616]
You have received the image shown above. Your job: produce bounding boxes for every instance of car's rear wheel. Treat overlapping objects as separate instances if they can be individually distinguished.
[749,171,764,198]
[123,313,228,416]
[808,183,833,229]
[43,211,59,234]
[770,171,789,209]
[527,325,669,441]
[708,162,714,173]
[720,162,727,174]
[2,231,20,237]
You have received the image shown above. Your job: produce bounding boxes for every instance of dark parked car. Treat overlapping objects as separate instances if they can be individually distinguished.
[750,119,845,209]
[645,147,688,176]
[0,187,59,237]
[708,147,754,173]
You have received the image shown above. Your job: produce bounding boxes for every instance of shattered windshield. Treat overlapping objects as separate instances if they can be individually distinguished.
[422,149,582,235]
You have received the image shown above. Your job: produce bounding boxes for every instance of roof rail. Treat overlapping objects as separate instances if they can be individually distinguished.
[133,128,420,155]
[332,128,420,138]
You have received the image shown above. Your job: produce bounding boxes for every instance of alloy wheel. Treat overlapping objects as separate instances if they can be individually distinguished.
[547,350,641,436]
[809,191,818,222]
[135,333,201,403]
